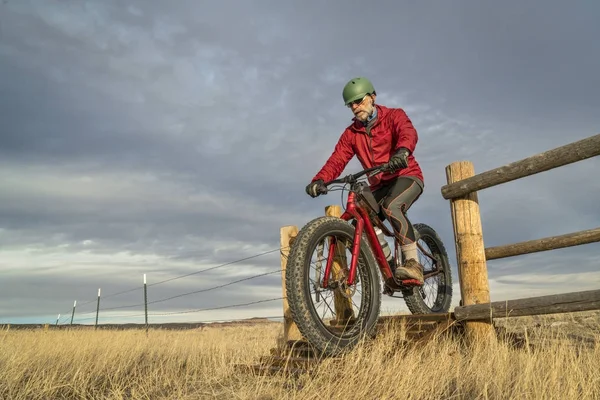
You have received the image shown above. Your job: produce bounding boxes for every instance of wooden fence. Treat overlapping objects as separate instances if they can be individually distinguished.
[442,133,600,343]
[279,133,600,347]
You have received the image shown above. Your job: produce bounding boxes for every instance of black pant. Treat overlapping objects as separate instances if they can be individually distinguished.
[372,177,423,245]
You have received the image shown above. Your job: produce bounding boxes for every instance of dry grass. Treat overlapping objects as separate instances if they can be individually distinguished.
[1,312,599,400]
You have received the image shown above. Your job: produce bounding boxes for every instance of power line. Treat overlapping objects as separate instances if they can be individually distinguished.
[55,246,288,319]
[39,245,293,325]
[147,269,281,305]
[62,314,286,326]
[89,268,283,312]
[147,296,285,316]
[146,247,284,287]
[70,296,286,321]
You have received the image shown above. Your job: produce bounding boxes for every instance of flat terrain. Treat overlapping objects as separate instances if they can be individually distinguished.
[1,311,599,399]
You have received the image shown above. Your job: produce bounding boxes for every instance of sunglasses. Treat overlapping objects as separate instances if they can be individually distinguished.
[347,94,370,108]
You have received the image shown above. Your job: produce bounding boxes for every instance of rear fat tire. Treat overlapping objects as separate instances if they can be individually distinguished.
[402,223,453,314]
[285,216,382,357]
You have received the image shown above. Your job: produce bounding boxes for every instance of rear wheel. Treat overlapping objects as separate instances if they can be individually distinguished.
[285,216,381,357]
[402,223,453,314]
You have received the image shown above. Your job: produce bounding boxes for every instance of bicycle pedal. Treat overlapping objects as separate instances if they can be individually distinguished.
[400,279,423,287]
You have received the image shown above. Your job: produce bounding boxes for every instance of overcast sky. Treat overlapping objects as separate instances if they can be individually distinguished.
[1,1,599,325]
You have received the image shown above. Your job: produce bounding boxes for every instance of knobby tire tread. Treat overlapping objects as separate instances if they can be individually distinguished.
[402,223,453,314]
[285,216,381,357]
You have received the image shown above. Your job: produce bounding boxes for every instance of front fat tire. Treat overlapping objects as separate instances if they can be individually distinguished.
[285,216,381,357]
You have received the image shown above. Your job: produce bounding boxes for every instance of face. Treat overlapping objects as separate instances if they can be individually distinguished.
[348,94,375,122]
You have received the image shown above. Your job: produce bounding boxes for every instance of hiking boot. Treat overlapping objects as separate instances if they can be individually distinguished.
[394,258,424,285]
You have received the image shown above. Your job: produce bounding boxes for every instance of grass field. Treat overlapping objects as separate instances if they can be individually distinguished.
[2,311,599,399]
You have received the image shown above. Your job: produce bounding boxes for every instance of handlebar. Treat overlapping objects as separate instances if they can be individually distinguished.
[323,163,391,187]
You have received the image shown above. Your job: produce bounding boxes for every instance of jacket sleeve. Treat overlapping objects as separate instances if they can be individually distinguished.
[312,129,355,183]
[393,108,418,154]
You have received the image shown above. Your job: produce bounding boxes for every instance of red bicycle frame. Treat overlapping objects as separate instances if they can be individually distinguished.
[317,164,435,292]
[320,191,396,289]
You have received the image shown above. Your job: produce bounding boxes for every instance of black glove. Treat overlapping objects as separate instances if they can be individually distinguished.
[306,179,327,198]
[387,147,409,173]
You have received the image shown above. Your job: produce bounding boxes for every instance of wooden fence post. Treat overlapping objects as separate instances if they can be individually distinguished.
[445,161,496,344]
[325,205,355,325]
[280,225,304,344]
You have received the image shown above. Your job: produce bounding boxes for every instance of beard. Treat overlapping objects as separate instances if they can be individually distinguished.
[354,106,373,122]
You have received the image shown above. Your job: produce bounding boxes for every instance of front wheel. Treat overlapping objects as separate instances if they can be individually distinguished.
[285,216,382,357]
[402,223,453,314]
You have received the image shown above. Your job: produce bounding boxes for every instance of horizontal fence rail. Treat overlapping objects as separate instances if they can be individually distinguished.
[441,133,600,200]
[485,227,600,260]
[454,289,600,321]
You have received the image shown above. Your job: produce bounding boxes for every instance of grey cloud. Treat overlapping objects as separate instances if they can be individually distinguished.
[1,1,599,323]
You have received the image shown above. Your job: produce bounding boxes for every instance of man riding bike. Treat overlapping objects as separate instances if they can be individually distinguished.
[305,77,425,285]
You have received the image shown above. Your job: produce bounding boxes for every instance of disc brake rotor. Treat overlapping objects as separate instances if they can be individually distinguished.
[338,280,357,299]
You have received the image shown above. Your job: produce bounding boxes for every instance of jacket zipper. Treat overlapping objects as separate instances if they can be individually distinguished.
[366,125,375,165]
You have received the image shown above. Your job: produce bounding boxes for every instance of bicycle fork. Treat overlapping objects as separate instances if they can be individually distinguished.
[321,217,396,294]
[323,226,363,292]
[321,215,374,289]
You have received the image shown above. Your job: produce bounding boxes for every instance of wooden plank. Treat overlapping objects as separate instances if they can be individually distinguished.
[454,289,600,321]
[272,340,320,358]
[441,133,600,199]
[377,313,460,342]
[235,364,309,377]
[485,227,600,260]
[377,313,455,323]
[260,356,320,367]
[413,318,459,344]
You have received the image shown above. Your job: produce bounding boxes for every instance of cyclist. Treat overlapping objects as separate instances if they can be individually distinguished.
[305,77,425,285]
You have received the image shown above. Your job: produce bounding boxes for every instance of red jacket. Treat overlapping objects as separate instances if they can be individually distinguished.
[311,105,424,190]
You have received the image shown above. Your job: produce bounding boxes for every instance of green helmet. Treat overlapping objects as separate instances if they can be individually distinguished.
[342,77,376,105]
